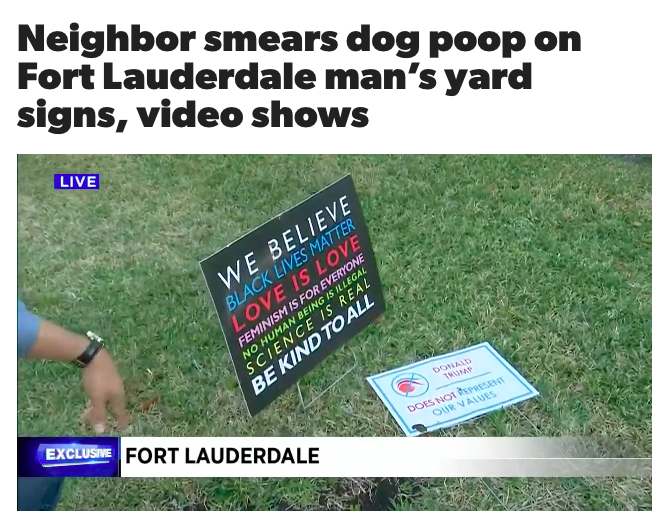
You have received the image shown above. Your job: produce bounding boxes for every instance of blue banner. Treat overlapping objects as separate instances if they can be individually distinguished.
[53,173,100,189]
[17,437,120,477]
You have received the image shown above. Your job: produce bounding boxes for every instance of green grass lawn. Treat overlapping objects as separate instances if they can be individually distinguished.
[17,154,651,510]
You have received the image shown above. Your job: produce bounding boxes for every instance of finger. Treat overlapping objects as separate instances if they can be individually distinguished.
[88,396,107,433]
[109,392,129,431]
[79,401,92,427]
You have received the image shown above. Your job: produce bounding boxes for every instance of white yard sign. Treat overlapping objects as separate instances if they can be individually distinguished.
[367,342,539,436]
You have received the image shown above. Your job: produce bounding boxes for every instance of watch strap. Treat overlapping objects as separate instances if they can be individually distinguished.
[75,333,104,368]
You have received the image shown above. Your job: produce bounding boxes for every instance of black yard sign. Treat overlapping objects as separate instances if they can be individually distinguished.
[200,175,385,416]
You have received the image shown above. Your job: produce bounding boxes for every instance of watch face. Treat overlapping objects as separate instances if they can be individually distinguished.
[86,332,104,344]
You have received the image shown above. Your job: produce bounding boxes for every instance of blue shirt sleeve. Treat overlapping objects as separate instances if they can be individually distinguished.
[18,299,41,358]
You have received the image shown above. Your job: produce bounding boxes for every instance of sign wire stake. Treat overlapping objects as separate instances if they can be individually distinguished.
[296,347,359,411]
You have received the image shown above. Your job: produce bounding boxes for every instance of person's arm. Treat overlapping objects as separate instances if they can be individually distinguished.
[18,299,128,432]
[24,319,89,361]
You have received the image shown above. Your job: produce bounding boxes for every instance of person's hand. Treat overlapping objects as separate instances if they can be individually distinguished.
[81,349,129,433]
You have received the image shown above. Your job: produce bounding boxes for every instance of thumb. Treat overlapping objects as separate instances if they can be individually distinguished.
[87,396,107,433]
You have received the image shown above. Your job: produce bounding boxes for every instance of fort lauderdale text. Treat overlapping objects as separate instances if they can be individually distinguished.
[125,446,320,465]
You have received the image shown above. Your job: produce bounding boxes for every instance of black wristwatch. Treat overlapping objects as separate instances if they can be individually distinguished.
[74,331,105,368]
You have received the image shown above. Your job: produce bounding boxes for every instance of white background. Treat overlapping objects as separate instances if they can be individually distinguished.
[121,437,651,478]
[6,0,657,500]
[2,0,658,153]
